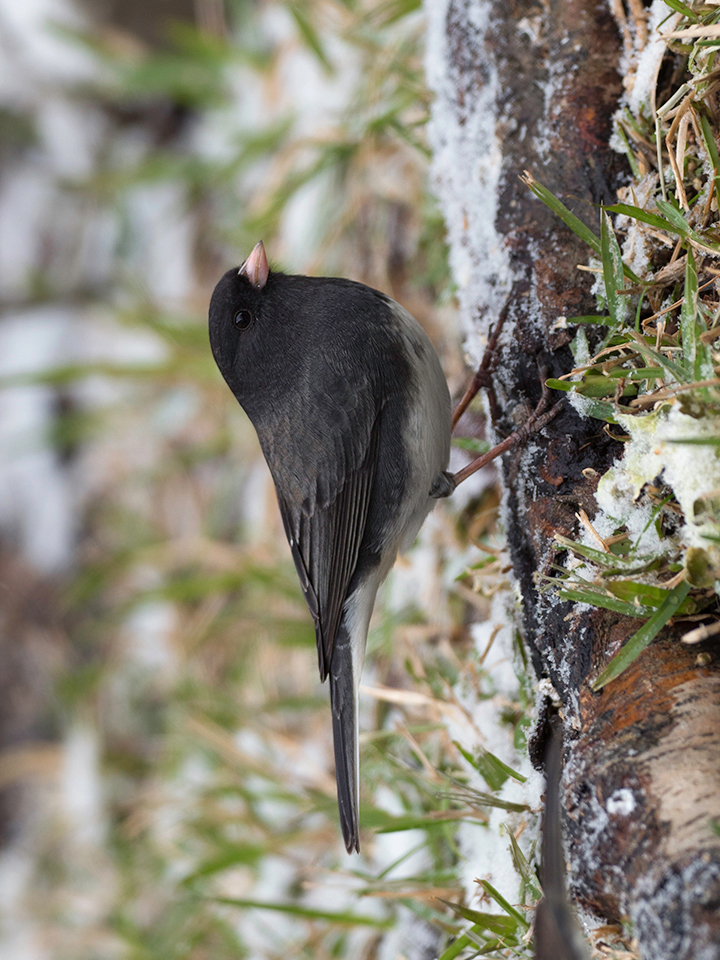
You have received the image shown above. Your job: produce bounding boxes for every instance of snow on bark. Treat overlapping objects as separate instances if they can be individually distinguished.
[426,0,513,366]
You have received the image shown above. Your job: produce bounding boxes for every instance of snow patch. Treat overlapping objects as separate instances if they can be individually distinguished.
[124,182,195,306]
[606,788,636,817]
[0,166,54,297]
[450,588,539,907]
[628,1,679,117]
[425,0,514,365]
[61,724,105,846]
[123,601,179,680]
[596,405,720,557]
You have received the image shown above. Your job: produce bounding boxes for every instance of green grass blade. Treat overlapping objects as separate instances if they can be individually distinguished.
[682,247,700,376]
[569,395,618,423]
[214,897,393,928]
[182,846,266,884]
[442,788,529,813]
[628,366,664,380]
[601,208,627,327]
[477,880,529,928]
[656,198,720,253]
[613,122,641,178]
[454,741,526,787]
[605,579,695,612]
[368,810,483,833]
[592,580,692,690]
[452,437,491,454]
[655,198,691,235]
[554,534,660,573]
[521,173,641,281]
[285,2,334,73]
[667,436,720,446]
[576,378,637,398]
[437,931,477,960]
[661,0,700,18]
[604,202,680,233]
[437,900,518,937]
[521,172,601,254]
[506,829,542,900]
[556,586,655,617]
[681,247,715,380]
[698,111,720,213]
[371,0,423,27]
[630,338,690,383]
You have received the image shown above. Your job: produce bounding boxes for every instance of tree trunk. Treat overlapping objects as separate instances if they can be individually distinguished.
[426,1,720,957]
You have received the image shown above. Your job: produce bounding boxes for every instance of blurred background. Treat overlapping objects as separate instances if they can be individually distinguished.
[0,2,535,958]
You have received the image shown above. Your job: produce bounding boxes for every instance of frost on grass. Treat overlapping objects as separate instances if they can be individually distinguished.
[563,0,720,600]
[616,0,680,122]
[451,585,539,911]
[597,405,720,575]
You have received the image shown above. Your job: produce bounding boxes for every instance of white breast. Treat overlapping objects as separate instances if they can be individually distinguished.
[386,300,452,555]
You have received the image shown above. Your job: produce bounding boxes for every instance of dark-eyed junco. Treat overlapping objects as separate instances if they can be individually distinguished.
[209,241,453,852]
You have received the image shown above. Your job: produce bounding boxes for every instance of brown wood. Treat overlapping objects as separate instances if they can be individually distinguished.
[432,1,720,956]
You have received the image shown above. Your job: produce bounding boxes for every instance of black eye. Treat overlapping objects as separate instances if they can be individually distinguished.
[233,309,253,330]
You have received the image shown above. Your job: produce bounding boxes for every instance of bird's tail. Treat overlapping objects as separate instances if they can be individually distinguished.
[329,623,360,853]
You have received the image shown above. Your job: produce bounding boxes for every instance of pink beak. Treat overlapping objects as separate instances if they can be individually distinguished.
[239,241,269,289]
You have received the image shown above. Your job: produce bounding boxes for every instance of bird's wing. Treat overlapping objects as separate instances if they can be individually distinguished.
[265,375,381,682]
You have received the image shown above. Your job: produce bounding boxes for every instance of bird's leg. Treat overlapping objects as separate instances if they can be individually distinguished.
[434,372,562,496]
[451,310,507,429]
[451,367,492,431]
[435,316,562,498]
[450,398,562,489]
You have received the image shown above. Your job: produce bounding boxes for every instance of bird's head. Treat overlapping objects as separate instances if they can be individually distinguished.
[208,241,278,399]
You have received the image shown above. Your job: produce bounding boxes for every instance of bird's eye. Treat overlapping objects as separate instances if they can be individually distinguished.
[233,309,253,330]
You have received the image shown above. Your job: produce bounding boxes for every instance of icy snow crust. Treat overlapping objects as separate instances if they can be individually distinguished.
[626,0,679,119]
[597,405,720,560]
[426,0,514,367]
[426,0,542,916]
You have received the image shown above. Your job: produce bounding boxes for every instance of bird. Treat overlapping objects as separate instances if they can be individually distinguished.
[208,241,454,853]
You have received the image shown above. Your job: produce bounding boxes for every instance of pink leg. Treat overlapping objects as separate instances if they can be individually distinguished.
[450,399,562,488]
[451,311,507,430]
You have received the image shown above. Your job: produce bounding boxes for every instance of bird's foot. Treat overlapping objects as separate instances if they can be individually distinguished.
[429,471,457,499]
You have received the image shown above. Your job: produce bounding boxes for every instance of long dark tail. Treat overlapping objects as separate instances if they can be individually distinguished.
[329,624,359,853]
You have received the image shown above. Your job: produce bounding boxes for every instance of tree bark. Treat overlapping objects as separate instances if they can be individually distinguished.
[427,1,720,957]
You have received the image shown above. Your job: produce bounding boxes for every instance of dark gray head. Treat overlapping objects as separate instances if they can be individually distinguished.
[209,240,333,427]
[208,242,413,426]
[208,242,275,403]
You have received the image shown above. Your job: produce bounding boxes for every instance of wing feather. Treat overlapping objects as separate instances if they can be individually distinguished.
[277,415,380,680]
